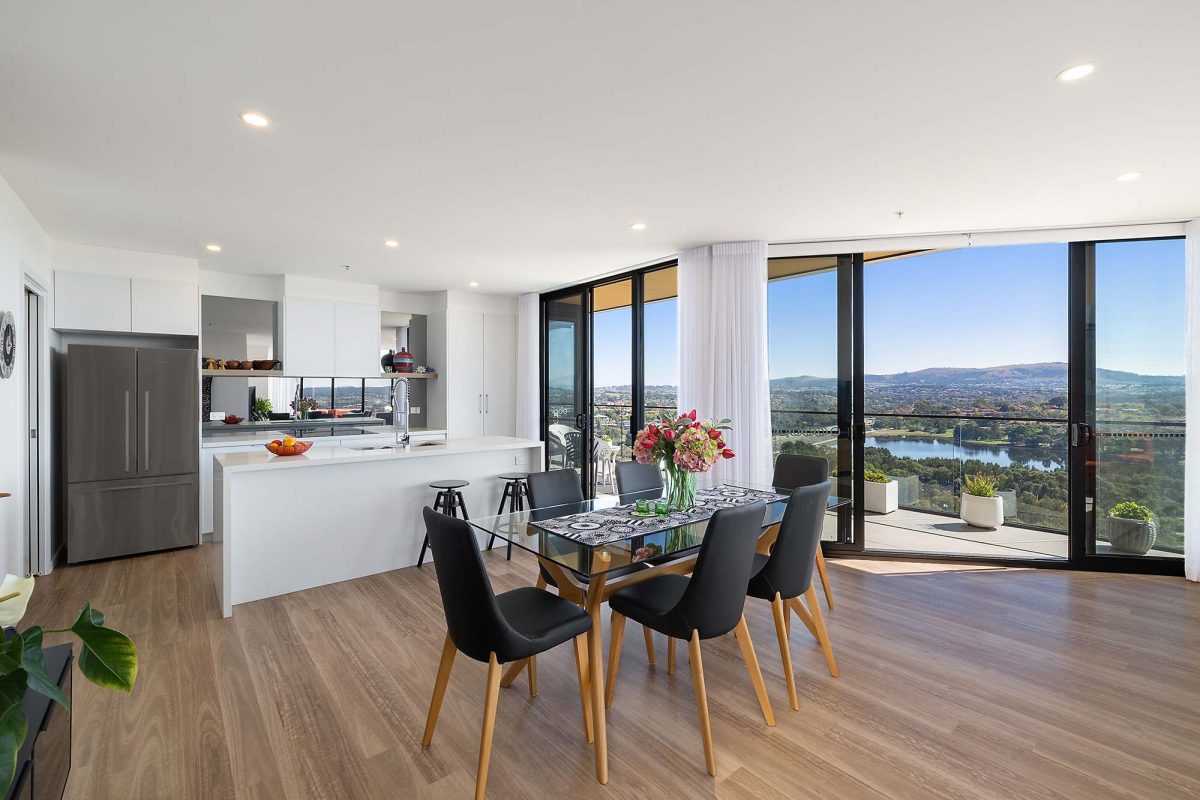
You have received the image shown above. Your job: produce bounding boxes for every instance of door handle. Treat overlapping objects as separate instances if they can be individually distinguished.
[484,394,489,413]
[144,390,150,467]
[124,390,131,472]
[97,479,193,493]
[1071,422,1093,447]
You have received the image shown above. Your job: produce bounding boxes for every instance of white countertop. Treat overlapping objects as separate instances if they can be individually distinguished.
[202,425,447,448]
[214,436,543,473]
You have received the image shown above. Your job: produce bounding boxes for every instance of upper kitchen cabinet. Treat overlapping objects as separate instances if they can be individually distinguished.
[55,271,132,332]
[280,296,380,377]
[334,301,382,377]
[131,278,199,335]
[54,271,199,335]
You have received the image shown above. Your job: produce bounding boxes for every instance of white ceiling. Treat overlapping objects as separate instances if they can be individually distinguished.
[1,1,1197,295]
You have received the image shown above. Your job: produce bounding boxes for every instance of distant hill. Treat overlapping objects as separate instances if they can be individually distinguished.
[769,362,1183,389]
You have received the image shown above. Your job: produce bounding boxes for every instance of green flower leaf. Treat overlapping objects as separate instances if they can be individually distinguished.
[71,603,137,693]
[18,628,68,710]
[0,698,28,797]
[0,635,22,675]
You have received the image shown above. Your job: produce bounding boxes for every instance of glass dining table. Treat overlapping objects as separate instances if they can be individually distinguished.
[467,481,849,785]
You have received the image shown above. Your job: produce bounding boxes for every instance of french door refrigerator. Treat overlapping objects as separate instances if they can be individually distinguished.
[67,345,199,563]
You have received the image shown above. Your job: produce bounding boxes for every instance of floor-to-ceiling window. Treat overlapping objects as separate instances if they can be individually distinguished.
[541,262,678,497]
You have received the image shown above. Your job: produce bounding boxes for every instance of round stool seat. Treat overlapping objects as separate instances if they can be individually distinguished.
[429,479,469,490]
[498,472,529,481]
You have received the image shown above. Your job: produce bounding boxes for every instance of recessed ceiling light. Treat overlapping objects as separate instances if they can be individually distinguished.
[383,239,399,248]
[468,281,480,288]
[205,243,222,252]
[1056,63,1094,82]
[239,111,271,128]
[630,222,647,231]
[1116,172,1141,182]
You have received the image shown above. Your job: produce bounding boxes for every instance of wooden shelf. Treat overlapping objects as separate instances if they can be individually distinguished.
[201,369,438,380]
[202,369,287,378]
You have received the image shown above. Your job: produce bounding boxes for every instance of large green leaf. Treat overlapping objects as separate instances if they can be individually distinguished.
[18,629,68,710]
[0,700,28,797]
[0,669,29,796]
[0,636,22,675]
[70,603,137,693]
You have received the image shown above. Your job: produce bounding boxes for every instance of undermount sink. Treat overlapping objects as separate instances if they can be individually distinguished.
[350,441,444,452]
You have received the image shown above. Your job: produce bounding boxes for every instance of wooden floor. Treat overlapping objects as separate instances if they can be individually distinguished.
[26,544,1200,799]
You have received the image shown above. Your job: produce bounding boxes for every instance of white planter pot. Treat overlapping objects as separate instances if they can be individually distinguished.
[863,480,897,514]
[960,493,1004,529]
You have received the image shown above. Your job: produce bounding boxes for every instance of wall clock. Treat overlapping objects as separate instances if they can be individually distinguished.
[0,311,15,379]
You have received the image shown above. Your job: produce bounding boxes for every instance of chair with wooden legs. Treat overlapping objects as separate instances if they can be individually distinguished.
[419,508,595,800]
[614,460,666,666]
[772,453,835,609]
[748,480,838,711]
[604,501,775,777]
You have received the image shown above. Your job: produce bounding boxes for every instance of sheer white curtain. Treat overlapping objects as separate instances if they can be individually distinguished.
[1185,220,1199,581]
[516,292,541,441]
[678,241,772,488]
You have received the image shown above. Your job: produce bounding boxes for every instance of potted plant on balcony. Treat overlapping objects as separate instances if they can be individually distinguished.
[960,474,1004,529]
[862,468,897,514]
[1104,501,1157,555]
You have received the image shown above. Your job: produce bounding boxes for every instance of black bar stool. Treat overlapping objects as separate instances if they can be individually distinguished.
[420,480,470,567]
[487,472,529,560]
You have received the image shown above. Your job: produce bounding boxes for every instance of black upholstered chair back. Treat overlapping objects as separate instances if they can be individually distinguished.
[772,453,830,491]
[423,507,509,663]
[672,501,766,639]
[753,481,830,600]
[615,461,663,505]
[526,468,584,509]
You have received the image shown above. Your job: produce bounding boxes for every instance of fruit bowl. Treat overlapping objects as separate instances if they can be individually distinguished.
[265,439,312,456]
[222,415,244,425]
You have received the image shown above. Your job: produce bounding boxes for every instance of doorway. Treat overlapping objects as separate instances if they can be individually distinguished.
[23,280,49,575]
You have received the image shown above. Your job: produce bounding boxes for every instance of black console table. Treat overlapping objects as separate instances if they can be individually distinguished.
[6,644,72,800]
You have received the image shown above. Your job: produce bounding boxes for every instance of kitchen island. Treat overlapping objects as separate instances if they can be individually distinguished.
[211,436,543,616]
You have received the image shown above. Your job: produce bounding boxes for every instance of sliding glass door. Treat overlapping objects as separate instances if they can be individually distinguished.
[543,289,592,494]
[541,263,678,499]
[1071,238,1186,567]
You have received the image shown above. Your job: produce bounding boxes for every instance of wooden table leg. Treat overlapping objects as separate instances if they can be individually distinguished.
[585,560,610,785]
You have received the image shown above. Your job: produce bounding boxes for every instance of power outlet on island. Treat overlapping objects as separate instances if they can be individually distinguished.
[513,455,528,467]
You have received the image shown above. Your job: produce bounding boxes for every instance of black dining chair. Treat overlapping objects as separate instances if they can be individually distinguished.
[419,507,596,800]
[604,501,775,777]
[525,469,587,591]
[771,453,835,609]
[614,460,663,505]
[748,480,838,710]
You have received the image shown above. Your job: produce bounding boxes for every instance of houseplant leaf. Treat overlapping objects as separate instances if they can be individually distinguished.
[0,670,29,795]
[70,603,137,693]
[17,628,68,710]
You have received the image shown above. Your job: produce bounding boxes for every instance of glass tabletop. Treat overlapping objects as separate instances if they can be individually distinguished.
[469,482,849,582]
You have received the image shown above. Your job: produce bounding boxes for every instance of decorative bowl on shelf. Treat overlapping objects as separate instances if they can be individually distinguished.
[222,415,244,425]
[265,439,312,456]
[252,359,281,371]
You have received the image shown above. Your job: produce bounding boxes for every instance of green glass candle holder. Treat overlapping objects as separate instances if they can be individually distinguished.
[634,498,650,514]
[654,500,669,517]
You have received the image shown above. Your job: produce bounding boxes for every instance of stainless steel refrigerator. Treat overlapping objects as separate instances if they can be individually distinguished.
[66,345,199,563]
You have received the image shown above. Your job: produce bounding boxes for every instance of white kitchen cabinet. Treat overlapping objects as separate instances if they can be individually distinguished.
[280,296,380,377]
[54,271,132,332]
[334,301,381,377]
[201,444,262,534]
[446,309,487,437]
[444,310,516,437]
[482,313,516,435]
[281,296,336,376]
[132,277,199,335]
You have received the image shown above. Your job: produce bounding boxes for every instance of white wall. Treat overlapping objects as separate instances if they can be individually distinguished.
[52,240,199,280]
[0,172,52,576]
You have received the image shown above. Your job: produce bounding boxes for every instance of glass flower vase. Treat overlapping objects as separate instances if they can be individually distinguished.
[662,461,697,511]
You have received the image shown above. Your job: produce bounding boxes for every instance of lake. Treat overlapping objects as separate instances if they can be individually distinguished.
[865,436,1066,472]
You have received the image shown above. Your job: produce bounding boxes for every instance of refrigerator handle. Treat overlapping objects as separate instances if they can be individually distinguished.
[124,390,131,472]
[144,390,150,468]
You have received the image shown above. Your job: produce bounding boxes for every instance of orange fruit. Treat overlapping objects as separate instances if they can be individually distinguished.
[283,436,297,447]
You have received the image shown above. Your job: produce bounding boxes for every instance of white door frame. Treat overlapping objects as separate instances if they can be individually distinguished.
[22,270,51,575]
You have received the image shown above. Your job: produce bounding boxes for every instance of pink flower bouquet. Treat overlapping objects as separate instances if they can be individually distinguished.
[632,410,733,509]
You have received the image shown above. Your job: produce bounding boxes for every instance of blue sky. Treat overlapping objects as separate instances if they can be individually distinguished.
[767,239,1185,378]
[559,238,1186,388]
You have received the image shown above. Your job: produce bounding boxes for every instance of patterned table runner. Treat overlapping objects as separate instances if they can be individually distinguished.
[529,484,787,546]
